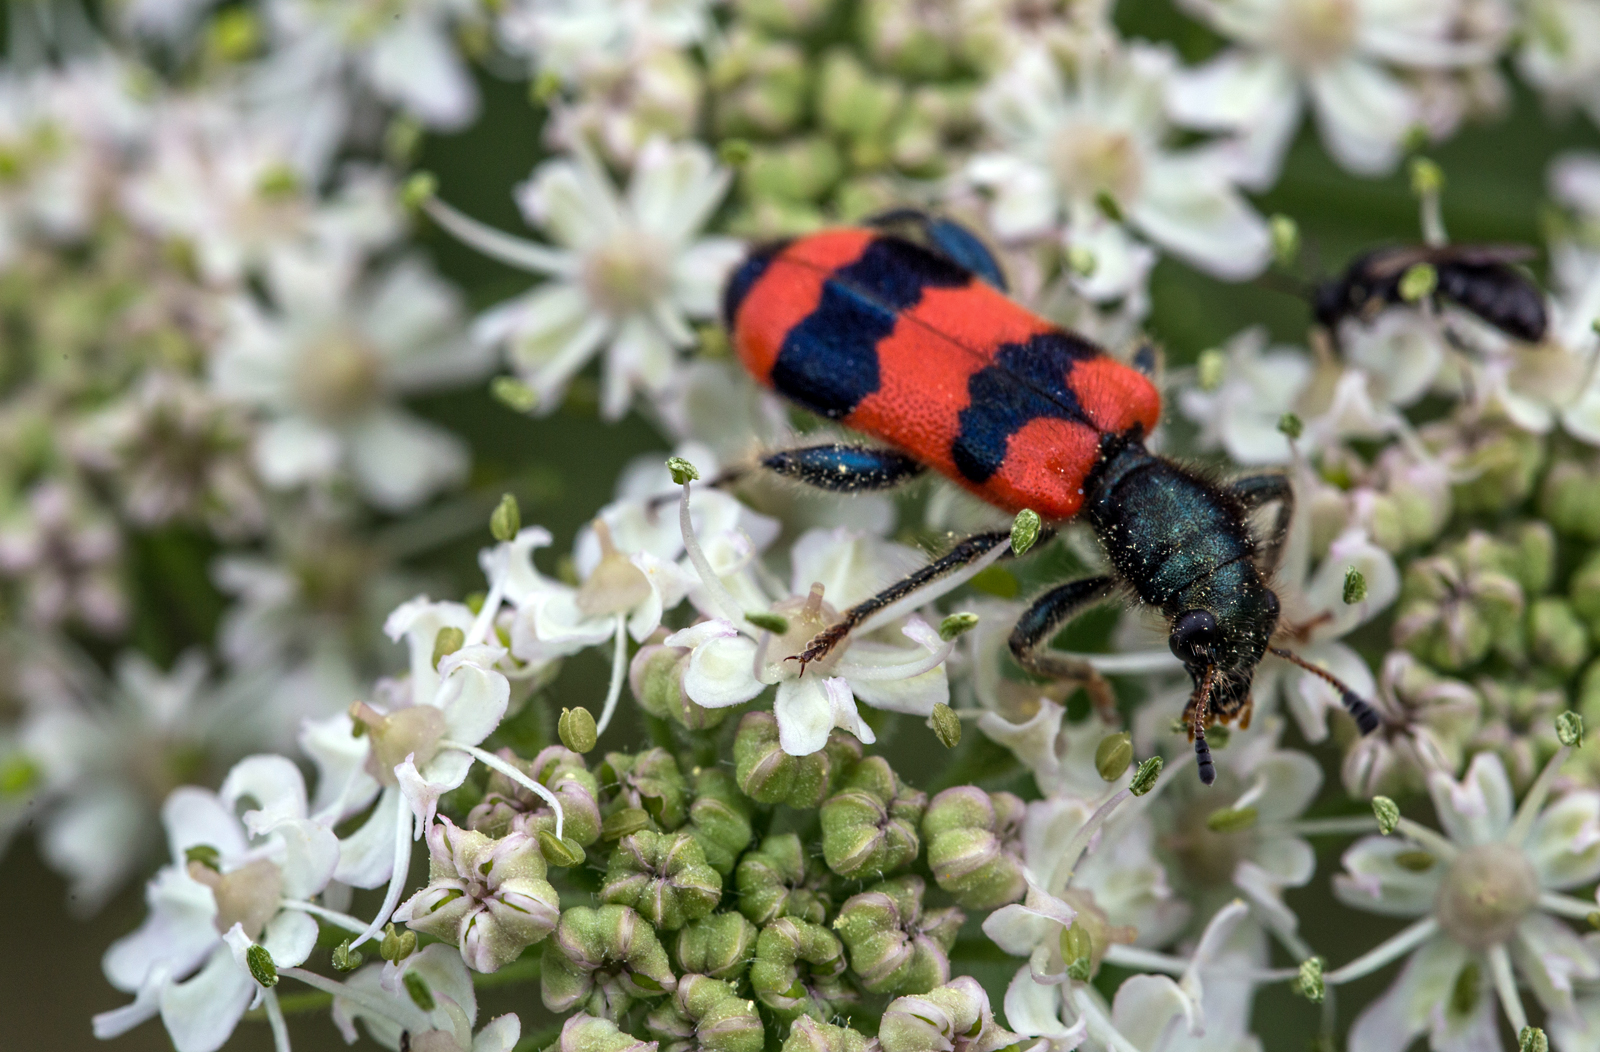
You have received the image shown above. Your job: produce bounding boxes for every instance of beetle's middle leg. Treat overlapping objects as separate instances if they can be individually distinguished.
[1009,575,1120,721]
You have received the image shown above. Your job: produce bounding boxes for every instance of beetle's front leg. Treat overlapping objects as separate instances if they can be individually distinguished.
[1229,473,1294,577]
[1009,575,1120,721]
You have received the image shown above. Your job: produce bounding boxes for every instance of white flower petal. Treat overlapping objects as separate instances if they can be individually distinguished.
[681,631,766,708]
[773,678,836,756]
[103,867,219,992]
[346,407,470,512]
[1427,752,1514,847]
[1526,790,1600,890]
[159,944,254,1052]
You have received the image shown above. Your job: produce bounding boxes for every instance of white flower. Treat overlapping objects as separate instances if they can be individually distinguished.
[211,247,488,511]
[496,0,714,83]
[1340,650,1480,799]
[331,943,522,1051]
[92,755,338,1052]
[1177,326,1312,465]
[977,698,1125,800]
[1167,0,1508,181]
[1331,750,1600,1050]
[968,43,1271,296]
[0,480,126,634]
[1517,0,1600,130]
[432,137,742,420]
[1534,242,1600,445]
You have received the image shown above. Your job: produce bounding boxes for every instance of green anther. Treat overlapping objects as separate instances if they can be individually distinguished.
[1293,957,1325,1003]
[1269,214,1300,267]
[1095,732,1133,782]
[400,171,437,210]
[1557,710,1584,748]
[184,844,222,871]
[746,612,790,634]
[1129,756,1163,796]
[1205,806,1258,834]
[1094,190,1123,223]
[1197,348,1225,392]
[1011,509,1042,556]
[558,707,598,754]
[531,70,562,103]
[930,703,961,749]
[1373,796,1400,835]
[538,829,587,867]
[1519,1026,1548,1052]
[1344,567,1368,605]
[380,923,416,964]
[1398,263,1437,303]
[668,456,701,485]
[1059,922,1093,980]
[1409,156,1445,196]
[331,940,362,972]
[938,612,979,641]
[1588,911,1600,929]
[1277,412,1304,440]
[245,943,278,987]
[719,139,753,167]
[490,493,521,543]
[432,626,465,670]
[602,807,652,841]
[1066,244,1097,278]
[0,755,38,796]
[1394,850,1436,872]
[490,375,538,412]
[402,971,435,1012]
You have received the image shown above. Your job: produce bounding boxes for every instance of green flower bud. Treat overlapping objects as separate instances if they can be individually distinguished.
[245,943,278,987]
[560,707,599,753]
[380,922,417,963]
[749,917,853,1021]
[736,833,832,926]
[331,940,362,972]
[467,746,602,845]
[686,769,755,874]
[558,1012,659,1052]
[631,646,728,731]
[733,712,858,808]
[1570,550,1600,636]
[1530,598,1590,676]
[1010,509,1042,556]
[1294,957,1325,1003]
[490,493,521,543]
[833,875,962,995]
[668,457,701,484]
[878,977,1021,1052]
[542,905,678,1019]
[646,974,763,1052]
[1095,732,1133,782]
[602,830,724,930]
[602,749,691,830]
[1396,535,1526,671]
[432,626,464,669]
[782,1019,876,1052]
[929,703,961,748]
[677,913,760,981]
[922,787,1025,909]
[820,756,925,878]
[1373,796,1401,835]
[710,32,809,138]
[1558,710,1585,748]
[1501,522,1556,596]
[1539,457,1600,542]
[539,830,588,867]
[743,137,843,203]
[1448,427,1546,516]
[1128,756,1163,796]
[604,807,654,841]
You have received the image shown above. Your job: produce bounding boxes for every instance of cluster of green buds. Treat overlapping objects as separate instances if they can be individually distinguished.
[399,708,1032,1052]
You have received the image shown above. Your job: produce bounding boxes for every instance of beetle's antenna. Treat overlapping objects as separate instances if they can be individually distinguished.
[1269,646,1381,734]
[1192,665,1216,786]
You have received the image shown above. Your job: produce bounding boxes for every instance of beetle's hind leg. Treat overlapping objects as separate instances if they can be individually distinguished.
[1008,575,1120,722]
[648,443,926,511]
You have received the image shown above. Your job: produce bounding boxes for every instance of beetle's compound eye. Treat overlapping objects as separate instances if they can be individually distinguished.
[1169,609,1219,665]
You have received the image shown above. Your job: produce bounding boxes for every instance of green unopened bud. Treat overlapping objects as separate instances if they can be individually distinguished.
[1344,567,1368,605]
[1294,957,1325,1003]
[1128,756,1162,796]
[930,704,961,749]
[401,171,437,210]
[1394,850,1435,872]
[1095,732,1132,782]
[1197,348,1225,391]
[491,493,521,542]
[245,943,278,988]
[719,139,753,167]
[403,971,435,1011]
[602,807,653,841]
[1066,243,1097,278]
[938,612,979,641]
[1399,263,1437,303]
[668,457,700,484]
[733,712,844,808]
[1205,806,1258,833]
[746,611,790,634]
[1519,1026,1548,1052]
[380,922,417,963]
[1558,710,1585,748]
[1277,412,1303,440]
[1530,598,1589,675]
[677,912,760,981]
[184,844,222,871]
[331,940,363,972]
[491,375,539,412]
[1373,796,1401,835]
[559,707,598,753]
[531,69,562,103]
[1409,156,1445,196]
[1060,922,1093,981]
[1011,509,1042,556]
[432,626,465,669]
[1094,190,1123,223]
[539,829,587,867]
[820,758,925,878]
[1269,214,1300,267]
